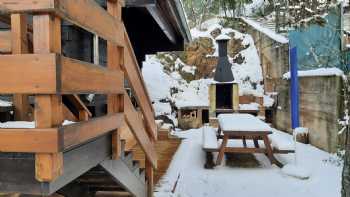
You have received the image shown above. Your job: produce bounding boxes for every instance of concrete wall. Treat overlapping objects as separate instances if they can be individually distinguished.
[241,19,344,153]
[275,76,343,152]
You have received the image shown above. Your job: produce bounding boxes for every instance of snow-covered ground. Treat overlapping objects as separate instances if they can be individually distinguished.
[154,128,342,197]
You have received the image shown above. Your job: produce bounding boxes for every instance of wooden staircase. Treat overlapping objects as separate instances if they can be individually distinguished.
[132,129,182,184]
[0,1,158,197]
[63,140,146,197]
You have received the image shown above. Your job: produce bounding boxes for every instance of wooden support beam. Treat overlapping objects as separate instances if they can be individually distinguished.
[34,96,64,182]
[11,13,30,121]
[107,0,124,160]
[123,28,157,140]
[124,94,157,168]
[62,113,123,150]
[0,30,11,53]
[64,95,92,118]
[0,128,61,153]
[0,134,112,195]
[0,0,124,47]
[33,14,63,182]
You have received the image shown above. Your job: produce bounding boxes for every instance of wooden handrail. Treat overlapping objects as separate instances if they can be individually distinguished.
[123,27,157,140]
[124,93,157,168]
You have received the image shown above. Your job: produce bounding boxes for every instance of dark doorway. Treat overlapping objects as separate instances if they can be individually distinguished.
[202,109,209,124]
[216,84,233,109]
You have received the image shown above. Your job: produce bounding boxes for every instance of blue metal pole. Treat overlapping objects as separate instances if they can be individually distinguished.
[290,47,300,129]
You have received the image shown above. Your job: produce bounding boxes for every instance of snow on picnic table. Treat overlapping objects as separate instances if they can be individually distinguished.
[218,113,271,132]
[154,128,342,197]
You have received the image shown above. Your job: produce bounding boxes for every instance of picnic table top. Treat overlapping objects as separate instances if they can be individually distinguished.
[217,113,271,132]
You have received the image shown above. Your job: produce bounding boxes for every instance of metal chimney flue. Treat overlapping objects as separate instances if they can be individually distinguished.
[214,35,234,82]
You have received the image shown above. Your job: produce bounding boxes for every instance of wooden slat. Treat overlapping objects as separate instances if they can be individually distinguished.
[123,28,157,140]
[0,0,124,46]
[124,95,157,168]
[65,95,92,117]
[62,113,124,150]
[0,53,57,94]
[0,0,56,12]
[0,30,11,53]
[0,128,61,153]
[0,54,124,94]
[11,13,30,121]
[61,56,124,94]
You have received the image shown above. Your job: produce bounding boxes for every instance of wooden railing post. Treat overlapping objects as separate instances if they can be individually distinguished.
[107,0,124,159]
[33,14,63,182]
[146,158,154,197]
[11,13,30,121]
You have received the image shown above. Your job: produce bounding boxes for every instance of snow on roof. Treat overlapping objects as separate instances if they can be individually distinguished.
[241,17,289,44]
[216,34,231,41]
[217,113,271,132]
[283,67,344,79]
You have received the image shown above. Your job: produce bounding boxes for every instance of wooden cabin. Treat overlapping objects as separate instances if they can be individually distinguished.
[0,0,190,197]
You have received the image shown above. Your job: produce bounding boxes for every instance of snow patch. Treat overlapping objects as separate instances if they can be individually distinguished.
[281,164,311,180]
[0,120,75,128]
[283,67,344,79]
[241,17,289,43]
[0,99,12,107]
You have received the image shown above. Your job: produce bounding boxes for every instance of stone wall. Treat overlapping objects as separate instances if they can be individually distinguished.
[240,19,290,94]
[241,19,344,153]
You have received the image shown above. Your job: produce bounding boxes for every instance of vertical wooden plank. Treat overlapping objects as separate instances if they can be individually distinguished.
[11,14,30,121]
[33,14,63,182]
[107,0,124,160]
[232,83,239,112]
[146,158,154,197]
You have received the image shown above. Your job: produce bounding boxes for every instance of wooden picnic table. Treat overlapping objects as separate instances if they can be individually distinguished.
[215,114,290,167]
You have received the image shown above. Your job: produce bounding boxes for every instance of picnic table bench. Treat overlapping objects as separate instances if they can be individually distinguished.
[202,114,294,169]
